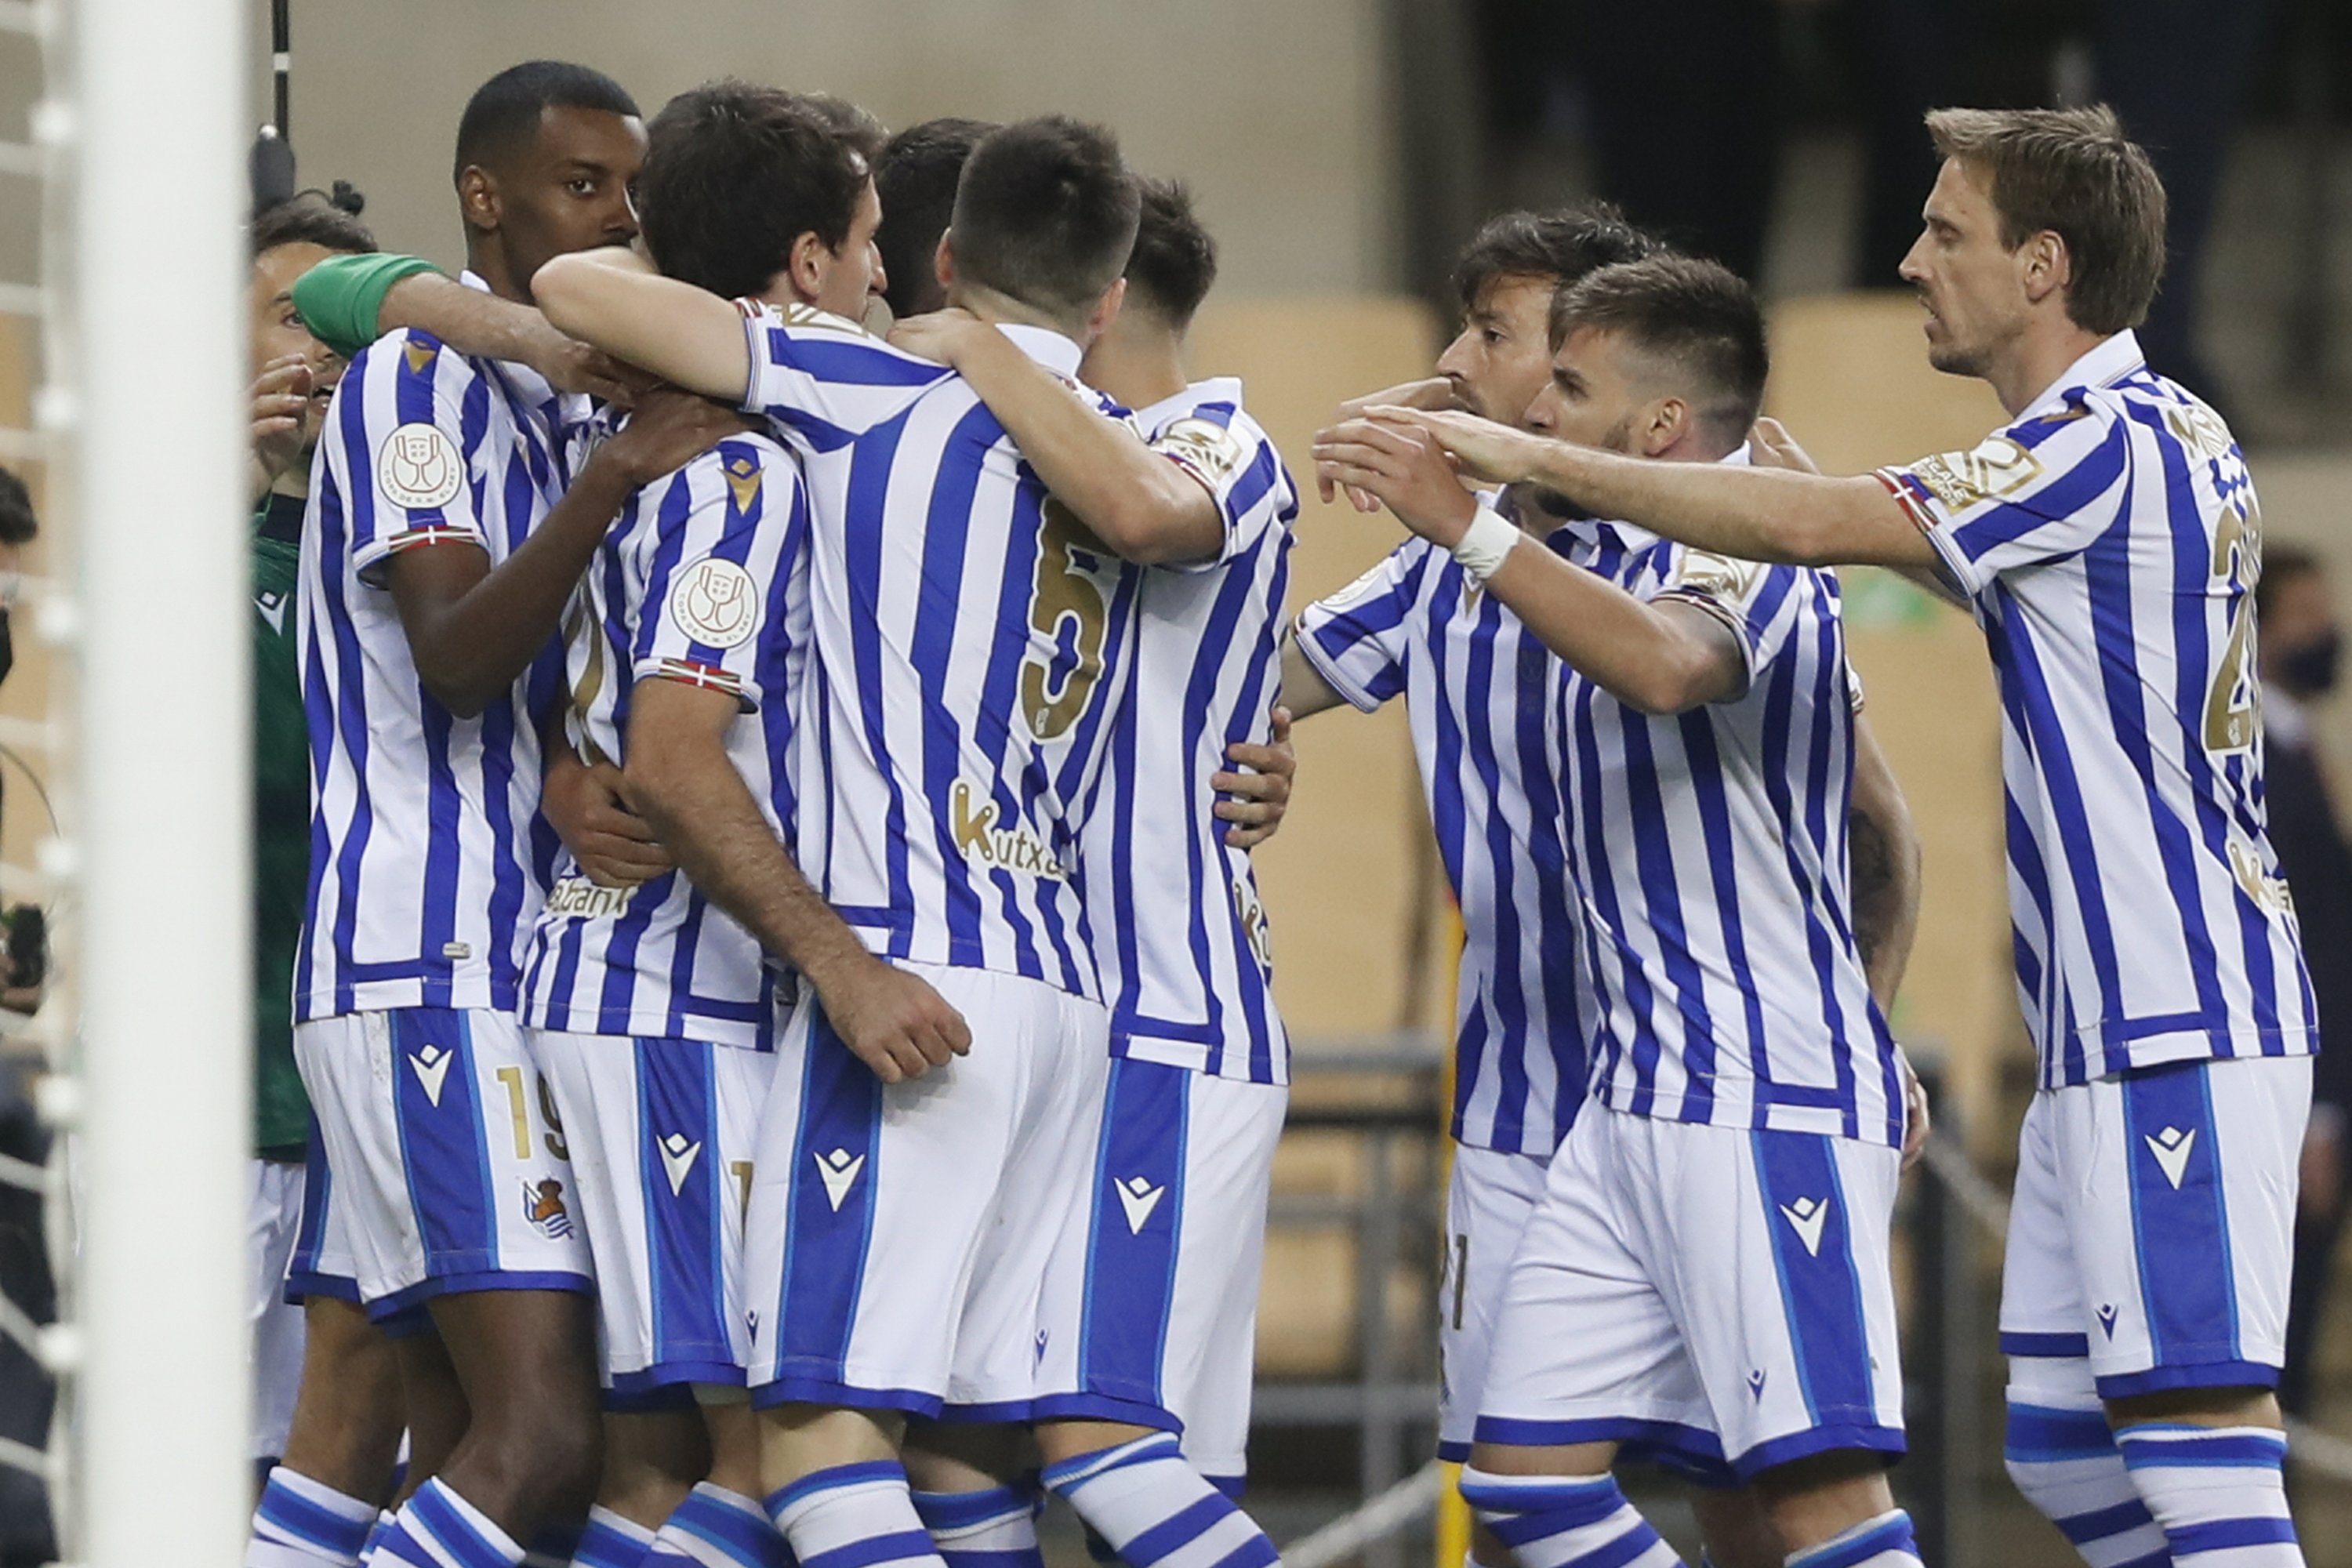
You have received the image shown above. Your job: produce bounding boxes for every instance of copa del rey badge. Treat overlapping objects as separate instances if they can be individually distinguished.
[376,423,465,510]
[667,556,760,649]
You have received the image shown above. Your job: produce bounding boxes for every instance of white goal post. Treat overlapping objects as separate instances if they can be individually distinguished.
[67,0,250,1561]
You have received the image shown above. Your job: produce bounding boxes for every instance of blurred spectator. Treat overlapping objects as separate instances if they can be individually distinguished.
[2265,543,2352,1417]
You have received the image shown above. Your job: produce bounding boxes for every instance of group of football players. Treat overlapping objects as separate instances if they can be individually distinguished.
[235,53,2316,1568]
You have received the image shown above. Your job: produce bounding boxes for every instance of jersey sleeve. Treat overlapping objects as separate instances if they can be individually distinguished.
[1871,402,2130,599]
[289,252,441,360]
[1148,405,1299,572]
[1649,546,1807,699]
[629,437,803,713]
[1294,535,1439,711]
[735,300,953,447]
[332,332,492,586]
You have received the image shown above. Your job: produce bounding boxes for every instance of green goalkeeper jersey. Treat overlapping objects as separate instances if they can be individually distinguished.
[252,492,311,1159]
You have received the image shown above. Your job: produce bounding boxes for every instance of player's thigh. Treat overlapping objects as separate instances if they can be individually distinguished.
[1440,1143,1553,1461]
[745,969,1025,1410]
[949,976,1113,1414]
[1645,1119,1905,1483]
[2056,1055,2310,1399]
[1998,1087,2089,1369]
[1472,1111,1712,1470]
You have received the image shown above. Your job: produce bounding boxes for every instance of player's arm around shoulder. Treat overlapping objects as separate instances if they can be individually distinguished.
[534,245,754,405]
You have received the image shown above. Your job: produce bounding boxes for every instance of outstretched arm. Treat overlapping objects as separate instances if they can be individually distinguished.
[1314,416,1745,714]
[888,309,1224,566]
[622,681,971,1083]
[1370,405,1943,575]
[532,246,756,403]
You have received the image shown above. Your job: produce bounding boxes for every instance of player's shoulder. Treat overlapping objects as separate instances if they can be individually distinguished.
[664,429,803,512]
[347,327,483,392]
[743,298,942,378]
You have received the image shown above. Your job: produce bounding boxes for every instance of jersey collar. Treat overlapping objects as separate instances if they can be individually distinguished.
[2019,328,2147,419]
[1134,376,1241,432]
[993,321,1086,381]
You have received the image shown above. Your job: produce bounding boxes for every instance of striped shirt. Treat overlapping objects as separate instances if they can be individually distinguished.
[736,304,1152,1000]
[1876,328,2317,1088]
[1552,517,1901,1147]
[1294,492,1589,1156]
[296,325,584,1021]
[520,434,811,1050]
[1088,379,1299,1083]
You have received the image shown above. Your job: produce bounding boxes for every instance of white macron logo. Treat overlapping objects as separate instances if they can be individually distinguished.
[1115,1175,1166,1235]
[2146,1126,2197,1190]
[408,1044,453,1107]
[1779,1195,1831,1258]
[815,1148,866,1211]
[659,1133,703,1196]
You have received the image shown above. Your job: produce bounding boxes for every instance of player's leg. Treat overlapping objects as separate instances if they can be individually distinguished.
[1019,1036,1279,1568]
[1673,1123,1917,1566]
[1459,1111,1694,1568]
[644,1402,792,1568]
[902,1424,1043,1568]
[1686,1487,1784,1568]
[1994,1091,2168,1568]
[252,1160,310,1486]
[1443,1145,1555,1568]
[2068,1059,2311,1567]
[320,1008,601,1564]
[744,970,1025,1568]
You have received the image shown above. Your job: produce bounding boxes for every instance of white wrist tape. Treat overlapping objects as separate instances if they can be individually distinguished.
[1450,503,1522,580]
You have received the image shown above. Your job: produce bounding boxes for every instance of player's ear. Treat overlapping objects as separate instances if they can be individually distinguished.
[2022,228,2070,306]
[787,229,828,303]
[1086,276,1127,343]
[1642,396,1686,459]
[933,230,956,294]
[456,165,500,235]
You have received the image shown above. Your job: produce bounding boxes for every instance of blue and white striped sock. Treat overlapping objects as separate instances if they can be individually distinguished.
[364,1479,525,1568]
[2005,1396,2169,1568]
[2116,1425,2303,1568]
[912,1483,1044,1568]
[651,1483,791,1568]
[1785,1510,1923,1568]
[248,1466,379,1568]
[572,1507,659,1568]
[1043,1435,1279,1568]
[764,1461,946,1568]
[1456,1468,1679,1568]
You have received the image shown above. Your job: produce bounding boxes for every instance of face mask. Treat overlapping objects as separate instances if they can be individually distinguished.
[2282,630,2343,699]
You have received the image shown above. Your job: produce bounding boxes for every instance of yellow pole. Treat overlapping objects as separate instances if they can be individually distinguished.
[1433,902,1468,1568]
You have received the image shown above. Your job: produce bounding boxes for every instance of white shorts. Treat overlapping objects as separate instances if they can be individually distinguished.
[293,1008,593,1317]
[1477,1105,1906,1483]
[535,1029,775,1404]
[250,1159,308,1460]
[743,963,1109,1417]
[1998,1054,2310,1398]
[1032,1060,1287,1483]
[1438,1144,1552,1461]
[285,1113,363,1304]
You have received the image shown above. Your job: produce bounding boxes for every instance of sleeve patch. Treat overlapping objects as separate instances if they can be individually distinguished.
[375,423,465,510]
[666,556,760,649]
[1152,416,1250,488]
[1899,434,2042,512]
[1667,549,1766,605]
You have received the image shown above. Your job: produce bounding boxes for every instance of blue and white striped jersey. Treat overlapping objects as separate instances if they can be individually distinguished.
[1552,518,1902,1148]
[296,326,583,1021]
[1087,379,1299,1083]
[1876,329,2317,1089]
[520,434,811,1050]
[1294,493,1589,1156]
[736,303,1152,1001]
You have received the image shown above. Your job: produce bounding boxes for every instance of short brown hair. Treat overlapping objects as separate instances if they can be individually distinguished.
[1550,256,1769,451]
[1450,205,1661,314]
[1926,103,2167,336]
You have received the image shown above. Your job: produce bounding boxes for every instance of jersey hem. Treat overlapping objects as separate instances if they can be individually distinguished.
[296,981,518,1022]
[520,1009,780,1053]
[2055,1024,2317,1088]
[1111,1031,1292,1086]
[1585,1088,1904,1149]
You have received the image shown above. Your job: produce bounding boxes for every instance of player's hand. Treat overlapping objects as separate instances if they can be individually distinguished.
[1214,707,1295,850]
[887,307,990,367]
[1747,416,1821,475]
[519,314,640,407]
[1367,406,1546,488]
[250,354,314,495]
[543,747,674,887]
[1900,1055,1931,1171]
[812,952,974,1084]
[1312,418,1482,546]
[1318,379,1455,508]
[597,387,760,489]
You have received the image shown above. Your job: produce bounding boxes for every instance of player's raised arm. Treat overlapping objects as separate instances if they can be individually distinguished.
[1375,404,1944,578]
[534,245,757,404]
[891,307,1224,565]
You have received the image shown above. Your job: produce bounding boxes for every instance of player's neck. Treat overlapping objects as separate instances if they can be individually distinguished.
[463,241,529,307]
[1989,318,2111,418]
[948,281,1086,346]
[1081,328,1189,410]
